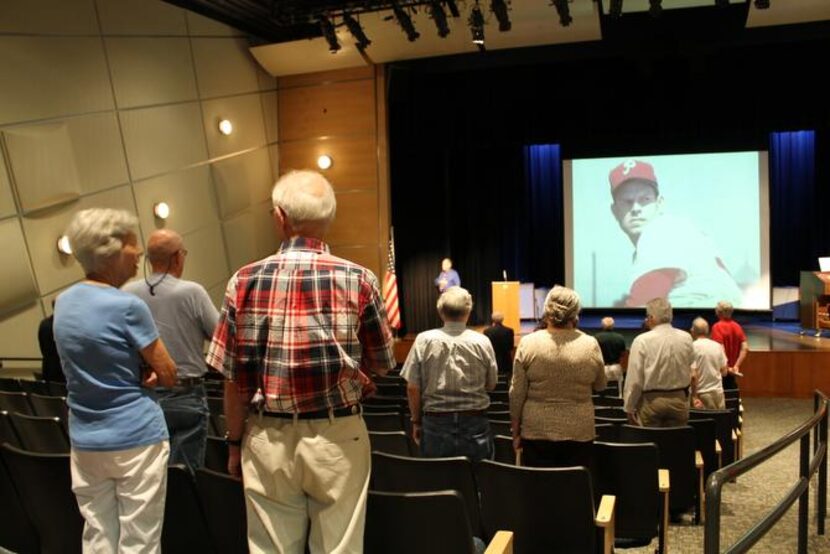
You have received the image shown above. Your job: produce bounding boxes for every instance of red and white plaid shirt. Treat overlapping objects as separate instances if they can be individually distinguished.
[206,236,396,413]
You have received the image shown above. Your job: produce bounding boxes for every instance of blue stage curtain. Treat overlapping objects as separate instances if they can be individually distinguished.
[769,130,819,286]
[522,145,565,289]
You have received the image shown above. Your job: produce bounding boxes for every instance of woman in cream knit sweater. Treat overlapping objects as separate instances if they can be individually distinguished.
[510,285,606,469]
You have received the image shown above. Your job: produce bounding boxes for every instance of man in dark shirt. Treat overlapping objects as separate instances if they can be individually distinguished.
[483,311,515,374]
[37,302,64,382]
[595,317,627,388]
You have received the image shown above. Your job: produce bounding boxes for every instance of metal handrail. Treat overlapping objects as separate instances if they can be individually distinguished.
[704,390,828,554]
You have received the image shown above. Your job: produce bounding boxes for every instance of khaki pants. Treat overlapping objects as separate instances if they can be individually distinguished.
[70,441,169,554]
[698,390,726,410]
[639,391,689,427]
[242,414,370,554]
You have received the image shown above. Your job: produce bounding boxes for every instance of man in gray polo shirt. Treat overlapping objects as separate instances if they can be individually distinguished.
[124,229,218,471]
[401,286,498,461]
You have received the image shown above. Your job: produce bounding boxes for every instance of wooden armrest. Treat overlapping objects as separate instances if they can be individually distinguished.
[595,495,616,527]
[658,468,670,493]
[739,403,744,414]
[732,429,737,442]
[515,448,522,467]
[739,416,743,426]
[736,429,742,438]
[695,450,704,469]
[715,440,722,455]
[484,531,514,554]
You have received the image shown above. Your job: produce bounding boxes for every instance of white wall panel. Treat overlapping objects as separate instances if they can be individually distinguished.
[0,0,98,36]
[0,150,17,219]
[0,302,44,358]
[186,11,243,37]
[211,148,272,219]
[0,218,39,314]
[201,93,267,159]
[106,37,198,109]
[0,37,113,125]
[180,224,229,289]
[96,0,187,36]
[222,201,278,272]
[260,91,278,145]
[120,102,207,180]
[191,38,260,99]
[207,282,227,310]
[133,165,217,238]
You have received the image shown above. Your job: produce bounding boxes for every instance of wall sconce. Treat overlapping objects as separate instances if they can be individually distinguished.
[218,119,233,135]
[153,202,170,220]
[317,154,333,170]
[56,235,72,255]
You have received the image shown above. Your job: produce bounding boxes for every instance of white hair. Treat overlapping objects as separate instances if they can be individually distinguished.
[544,285,581,327]
[491,311,504,324]
[691,317,710,336]
[716,300,734,318]
[66,208,138,274]
[646,297,673,324]
[601,316,615,331]
[271,170,336,233]
[437,286,473,320]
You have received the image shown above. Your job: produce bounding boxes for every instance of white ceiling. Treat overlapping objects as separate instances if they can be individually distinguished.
[251,0,830,76]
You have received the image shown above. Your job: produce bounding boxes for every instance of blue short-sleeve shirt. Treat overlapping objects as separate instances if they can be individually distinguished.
[54,283,169,451]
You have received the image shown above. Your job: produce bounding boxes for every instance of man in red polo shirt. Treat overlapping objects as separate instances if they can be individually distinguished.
[207,170,396,553]
[711,300,749,390]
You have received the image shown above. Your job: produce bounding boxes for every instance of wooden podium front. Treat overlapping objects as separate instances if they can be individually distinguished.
[799,271,830,331]
[492,281,521,333]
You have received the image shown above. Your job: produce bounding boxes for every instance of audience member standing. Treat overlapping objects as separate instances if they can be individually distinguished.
[690,317,728,410]
[624,298,693,427]
[207,170,396,554]
[402,287,497,461]
[711,300,749,390]
[37,301,64,383]
[54,208,176,553]
[510,286,605,469]
[483,311,515,375]
[124,229,218,472]
[594,316,627,385]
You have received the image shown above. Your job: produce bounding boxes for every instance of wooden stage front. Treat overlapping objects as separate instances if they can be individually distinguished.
[391,322,830,399]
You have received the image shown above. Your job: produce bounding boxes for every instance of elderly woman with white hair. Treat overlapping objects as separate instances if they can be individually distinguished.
[510,285,606,469]
[53,208,176,553]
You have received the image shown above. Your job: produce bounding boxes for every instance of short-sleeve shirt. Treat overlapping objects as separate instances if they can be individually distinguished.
[124,275,219,378]
[205,236,396,413]
[54,283,168,451]
[711,318,747,367]
[692,338,727,394]
[595,331,626,365]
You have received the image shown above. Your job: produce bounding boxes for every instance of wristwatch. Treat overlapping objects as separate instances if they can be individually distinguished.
[224,432,242,447]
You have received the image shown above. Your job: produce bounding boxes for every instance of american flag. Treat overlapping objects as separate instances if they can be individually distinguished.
[382,229,401,330]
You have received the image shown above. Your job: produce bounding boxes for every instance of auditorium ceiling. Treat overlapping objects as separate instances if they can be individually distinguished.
[165,1,830,76]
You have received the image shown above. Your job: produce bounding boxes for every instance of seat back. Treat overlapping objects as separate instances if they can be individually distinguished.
[0,448,39,553]
[163,465,216,554]
[595,406,627,419]
[18,380,51,396]
[593,395,624,407]
[9,413,69,454]
[0,444,83,554]
[206,396,223,416]
[369,431,412,456]
[489,390,509,403]
[0,391,33,415]
[46,381,67,397]
[0,378,22,392]
[619,425,696,514]
[686,418,718,480]
[204,436,229,474]
[195,468,248,554]
[0,411,22,449]
[595,416,627,426]
[365,490,475,554]
[363,403,402,414]
[493,435,516,465]
[363,412,404,432]
[594,441,660,543]
[28,394,68,421]
[595,423,619,442]
[723,388,740,400]
[689,409,735,465]
[371,452,483,536]
[476,460,596,554]
[489,419,511,437]
[487,410,511,422]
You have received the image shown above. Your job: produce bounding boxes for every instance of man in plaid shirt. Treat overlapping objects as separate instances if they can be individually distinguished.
[206,170,396,553]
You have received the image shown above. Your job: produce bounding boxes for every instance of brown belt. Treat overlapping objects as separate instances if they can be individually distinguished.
[424,410,487,417]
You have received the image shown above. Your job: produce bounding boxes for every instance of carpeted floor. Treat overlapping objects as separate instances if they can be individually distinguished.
[628,397,830,553]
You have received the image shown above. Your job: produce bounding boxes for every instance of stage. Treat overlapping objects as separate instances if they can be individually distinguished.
[392,319,830,399]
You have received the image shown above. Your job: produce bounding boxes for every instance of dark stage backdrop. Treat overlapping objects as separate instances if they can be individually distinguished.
[388,25,830,334]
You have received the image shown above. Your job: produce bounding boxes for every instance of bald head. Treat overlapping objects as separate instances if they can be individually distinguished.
[601,317,615,331]
[147,229,184,274]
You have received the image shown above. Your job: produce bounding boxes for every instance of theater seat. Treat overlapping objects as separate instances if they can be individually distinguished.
[163,465,215,553]
[368,431,412,456]
[9,413,69,454]
[0,391,33,416]
[196,468,248,554]
[0,449,39,553]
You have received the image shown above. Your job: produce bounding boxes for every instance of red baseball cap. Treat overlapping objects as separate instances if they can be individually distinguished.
[608,160,659,193]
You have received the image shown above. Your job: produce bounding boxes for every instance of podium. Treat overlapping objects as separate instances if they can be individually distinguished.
[799,271,830,333]
[492,281,521,333]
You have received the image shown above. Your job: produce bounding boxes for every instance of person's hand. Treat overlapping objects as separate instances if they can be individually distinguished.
[141,368,159,388]
[411,423,421,446]
[693,397,704,409]
[627,413,640,426]
[228,445,242,478]
[512,434,522,452]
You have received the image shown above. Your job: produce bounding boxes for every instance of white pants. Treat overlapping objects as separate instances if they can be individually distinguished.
[70,441,169,554]
[242,414,370,554]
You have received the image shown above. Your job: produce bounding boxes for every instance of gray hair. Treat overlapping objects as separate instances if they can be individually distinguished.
[272,170,336,233]
[544,285,581,327]
[66,208,138,274]
[437,286,473,320]
[715,300,734,318]
[601,316,615,331]
[491,311,504,324]
[691,317,710,336]
[646,297,673,325]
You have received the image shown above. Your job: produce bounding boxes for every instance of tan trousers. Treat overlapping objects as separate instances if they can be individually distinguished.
[70,441,169,554]
[639,391,689,427]
[698,390,726,410]
[242,414,370,554]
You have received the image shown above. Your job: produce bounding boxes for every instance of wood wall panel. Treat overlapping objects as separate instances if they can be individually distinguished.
[278,79,375,142]
[740,350,830,398]
[330,245,381,281]
[327,191,379,246]
[278,66,374,89]
[278,136,378,191]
